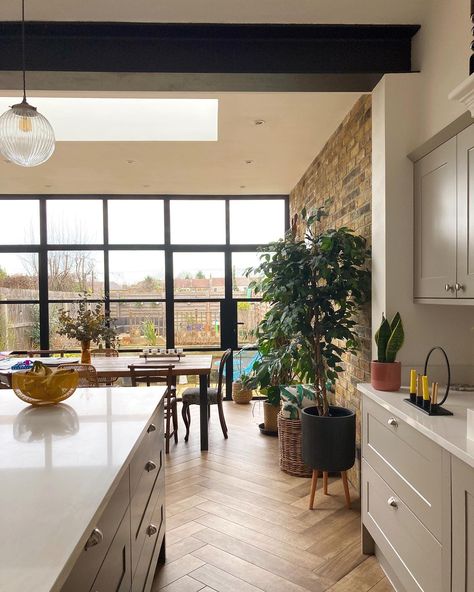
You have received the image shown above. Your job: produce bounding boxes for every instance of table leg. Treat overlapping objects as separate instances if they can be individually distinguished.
[199,373,209,451]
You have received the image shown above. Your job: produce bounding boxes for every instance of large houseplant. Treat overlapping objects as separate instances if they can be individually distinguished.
[248,207,370,474]
[58,294,117,363]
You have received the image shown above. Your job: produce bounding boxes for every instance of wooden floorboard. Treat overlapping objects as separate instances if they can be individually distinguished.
[152,402,393,592]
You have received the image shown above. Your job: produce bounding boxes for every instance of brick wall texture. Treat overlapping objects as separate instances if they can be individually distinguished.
[290,95,372,489]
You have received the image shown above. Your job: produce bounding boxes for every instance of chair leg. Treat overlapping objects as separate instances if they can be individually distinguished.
[181,402,190,442]
[323,471,329,495]
[172,400,178,443]
[309,469,318,510]
[165,409,171,454]
[217,400,228,439]
[341,471,351,509]
[208,404,211,422]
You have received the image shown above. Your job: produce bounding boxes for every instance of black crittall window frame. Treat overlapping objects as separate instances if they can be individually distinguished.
[0,195,289,399]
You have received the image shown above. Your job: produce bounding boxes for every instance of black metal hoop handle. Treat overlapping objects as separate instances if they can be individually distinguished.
[423,346,450,406]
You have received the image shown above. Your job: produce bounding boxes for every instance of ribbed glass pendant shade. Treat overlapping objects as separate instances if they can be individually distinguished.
[0,100,55,167]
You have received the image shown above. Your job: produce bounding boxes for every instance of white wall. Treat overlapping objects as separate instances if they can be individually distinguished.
[372,0,474,383]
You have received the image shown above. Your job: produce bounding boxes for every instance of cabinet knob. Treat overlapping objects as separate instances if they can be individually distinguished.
[387,496,399,508]
[387,417,398,428]
[145,460,157,472]
[85,528,103,550]
[445,283,455,292]
[146,524,158,537]
[147,423,156,433]
[455,283,465,292]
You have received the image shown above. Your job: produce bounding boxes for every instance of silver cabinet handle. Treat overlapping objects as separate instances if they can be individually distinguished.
[387,417,398,428]
[146,524,158,537]
[445,283,455,292]
[387,497,399,508]
[85,528,103,550]
[455,283,465,292]
[147,423,156,433]
[145,460,157,472]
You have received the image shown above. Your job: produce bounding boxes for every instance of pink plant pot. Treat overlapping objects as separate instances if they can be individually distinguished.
[370,361,401,392]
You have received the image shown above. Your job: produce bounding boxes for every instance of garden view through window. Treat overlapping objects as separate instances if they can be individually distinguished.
[0,196,287,382]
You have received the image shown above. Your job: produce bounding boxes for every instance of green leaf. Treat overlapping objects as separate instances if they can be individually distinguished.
[376,315,391,363]
[385,314,404,363]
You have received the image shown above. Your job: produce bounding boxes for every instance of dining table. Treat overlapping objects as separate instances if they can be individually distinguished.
[0,354,214,451]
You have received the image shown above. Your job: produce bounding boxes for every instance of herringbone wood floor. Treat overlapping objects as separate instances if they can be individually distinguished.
[152,401,393,592]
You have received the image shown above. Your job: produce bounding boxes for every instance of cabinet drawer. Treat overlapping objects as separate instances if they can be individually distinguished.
[62,469,130,592]
[362,397,446,540]
[131,449,164,574]
[362,460,443,592]
[132,490,165,592]
[89,507,132,592]
[130,408,163,498]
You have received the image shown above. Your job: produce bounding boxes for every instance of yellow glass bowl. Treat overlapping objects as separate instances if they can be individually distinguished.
[12,368,79,406]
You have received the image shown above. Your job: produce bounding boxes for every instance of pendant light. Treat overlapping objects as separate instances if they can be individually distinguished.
[0,0,55,167]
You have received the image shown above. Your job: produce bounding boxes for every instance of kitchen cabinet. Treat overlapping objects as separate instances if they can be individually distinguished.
[414,124,474,301]
[452,456,474,592]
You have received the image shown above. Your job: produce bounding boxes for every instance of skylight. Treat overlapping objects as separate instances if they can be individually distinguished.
[0,98,218,141]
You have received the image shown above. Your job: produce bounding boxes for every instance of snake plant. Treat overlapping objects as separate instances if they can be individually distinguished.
[375,312,404,363]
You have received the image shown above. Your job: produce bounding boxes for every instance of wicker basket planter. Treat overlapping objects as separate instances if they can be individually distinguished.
[232,381,253,404]
[278,412,312,477]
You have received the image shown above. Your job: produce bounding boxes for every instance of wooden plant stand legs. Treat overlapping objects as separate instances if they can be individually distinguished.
[308,470,351,510]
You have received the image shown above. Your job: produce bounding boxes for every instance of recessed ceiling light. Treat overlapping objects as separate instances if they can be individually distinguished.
[240,185,246,189]
[142,184,150,188]
[254,120,265,126]
[245,159,254,165]
[44,184,52,188]
[126,159,136,164]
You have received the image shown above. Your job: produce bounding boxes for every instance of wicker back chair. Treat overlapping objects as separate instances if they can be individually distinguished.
[60,363,99,388]
[181,349,231,442]
[128,364,178,454]
[91,348,119,385]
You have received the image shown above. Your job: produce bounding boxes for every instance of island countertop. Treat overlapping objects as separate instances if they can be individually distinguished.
[358,383,474,469]
[0,386,166,592]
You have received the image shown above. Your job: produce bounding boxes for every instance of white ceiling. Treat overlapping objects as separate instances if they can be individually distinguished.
[0,92,362,195]
[0,0,429,24]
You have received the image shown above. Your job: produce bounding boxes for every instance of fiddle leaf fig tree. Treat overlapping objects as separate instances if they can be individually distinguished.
[247,207,370,417]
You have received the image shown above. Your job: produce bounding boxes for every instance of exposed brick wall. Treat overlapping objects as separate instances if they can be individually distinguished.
[290,95,372,489]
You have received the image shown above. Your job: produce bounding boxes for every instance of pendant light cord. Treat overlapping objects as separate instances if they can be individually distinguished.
[21,0,26,102]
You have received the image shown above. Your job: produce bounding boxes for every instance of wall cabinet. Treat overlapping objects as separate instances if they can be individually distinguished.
[452,456,474,592]
[414,124,474,301]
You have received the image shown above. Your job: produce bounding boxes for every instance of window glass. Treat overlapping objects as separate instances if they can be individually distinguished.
[174,302,220,348]
[48,251,104,299]
[108,200,164,244]
[232,251,270,298]
[47,200,103,244]
[0,253,39,299]
[230,200,285,244]
[109,301,166,349]
[109,251,165,299]
[173,252,224,299]
[237,301,271,347]
[0,200,40,244]
[170,200,225,244]
[0,303,40,351]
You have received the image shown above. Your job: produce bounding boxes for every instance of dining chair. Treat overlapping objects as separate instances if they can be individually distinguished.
[60,363,99,388]
[91,348,119,385]
[26,349,66,358]
[181,348,231,442]
[128,364,178,454]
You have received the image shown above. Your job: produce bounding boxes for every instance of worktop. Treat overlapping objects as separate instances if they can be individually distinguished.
[0,386,166,592]
[358,383,474,468]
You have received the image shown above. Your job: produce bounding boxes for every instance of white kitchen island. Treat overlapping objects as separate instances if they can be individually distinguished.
[358,383,474,592]
[0,386,166,592]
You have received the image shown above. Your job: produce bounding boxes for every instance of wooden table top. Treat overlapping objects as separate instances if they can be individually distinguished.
[89,354,214,377]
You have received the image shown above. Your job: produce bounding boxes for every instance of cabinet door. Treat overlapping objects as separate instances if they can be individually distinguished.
[90,508,132,592]
[457,124,474,298]
[452,457,474,592]
[414,138,457,298]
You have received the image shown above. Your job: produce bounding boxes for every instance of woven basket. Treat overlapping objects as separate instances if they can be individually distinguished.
[278,412,312,477]
[232,382,253,404]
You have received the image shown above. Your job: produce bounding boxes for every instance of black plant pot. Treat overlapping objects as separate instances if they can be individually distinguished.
[301,406,355,472]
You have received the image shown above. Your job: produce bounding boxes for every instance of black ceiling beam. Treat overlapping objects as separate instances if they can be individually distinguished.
[0,22,419,76]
